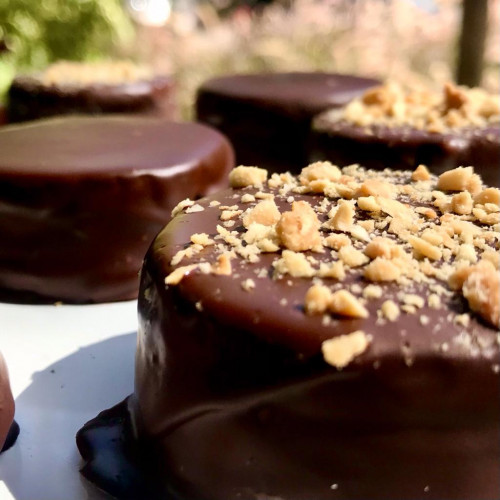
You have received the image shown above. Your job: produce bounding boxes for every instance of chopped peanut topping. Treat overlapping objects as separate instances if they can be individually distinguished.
[330,200,355,231]
[356,179,394,199]
[229,166,268,188]
[330,290,369,318]
[300,161,341,187]
[304,284,332,315]
[243,199,281,227]
[322,331,371,369]
[339,246,369,267]
[277,201,322,251]
[475,188,500,206]
[412,164,431,182]
[324,233,351,250]
[364,258,401,282]
[381,300,400,321]
[408,236,442,261]
[437,167,482,194]
[451,191,473,215]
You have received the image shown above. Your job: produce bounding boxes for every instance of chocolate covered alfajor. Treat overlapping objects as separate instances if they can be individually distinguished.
[310,82,500,187]
[196,72,379,173]
[79,162,499,499]
[0,116,234,303]
[7,61,176,123]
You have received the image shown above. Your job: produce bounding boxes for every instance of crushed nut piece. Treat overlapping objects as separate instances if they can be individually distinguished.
[321,330,371,369]
[381,300,400,321]
[243,199,281,227]
[277,201,322,251]
[229,166,268,188]
[364,258,401,282]
[412,164,431,182]
[304,284,332,315]
[330,290,369,318]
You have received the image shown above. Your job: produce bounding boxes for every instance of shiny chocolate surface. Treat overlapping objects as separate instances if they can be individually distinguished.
[196,73,379,172]
[0,116,234,303]
[7,74,176,123]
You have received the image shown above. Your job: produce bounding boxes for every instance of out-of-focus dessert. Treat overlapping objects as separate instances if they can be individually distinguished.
[310,82,500,187]
[196,72,379,173]
[0,352,18,453]
[6,61,176,123]
[0,116,234,303]
[79,163,500,499]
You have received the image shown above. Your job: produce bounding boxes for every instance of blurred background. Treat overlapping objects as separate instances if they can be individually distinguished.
[1,0,499,118]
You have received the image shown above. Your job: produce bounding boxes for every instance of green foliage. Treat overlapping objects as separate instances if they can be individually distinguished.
[0,0,134,97]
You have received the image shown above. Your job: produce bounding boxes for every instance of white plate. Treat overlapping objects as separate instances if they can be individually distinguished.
[0,300,138,500]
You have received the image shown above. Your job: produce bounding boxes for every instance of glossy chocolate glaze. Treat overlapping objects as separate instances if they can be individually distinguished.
[7,74,176,123]
[310,116,500,187]
[0,352,17,452]
[196,73,379,173]
[0,116,234,303]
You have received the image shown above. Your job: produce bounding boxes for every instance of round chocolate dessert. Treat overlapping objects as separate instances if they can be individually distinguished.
[0,116,234,303]
[79,164,500,499]
[7,61,176,123]
[196,72,379,173]
[310,82,500,187]
[0,352,19,453]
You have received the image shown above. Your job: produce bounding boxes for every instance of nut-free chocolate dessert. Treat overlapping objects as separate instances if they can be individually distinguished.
[196,72,379,173]
[0,116,234,303]
[78,163,500,499]
[0,352,18,453]
[7,61,176,123]
[310,82,500,187]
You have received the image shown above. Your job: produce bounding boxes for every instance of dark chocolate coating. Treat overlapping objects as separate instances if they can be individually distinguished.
[0,352,17,452]
[196,73,379,173]
[0,116,234,303]
[127,187,500,499]
[310,116,500,187]
[7,74,176,123]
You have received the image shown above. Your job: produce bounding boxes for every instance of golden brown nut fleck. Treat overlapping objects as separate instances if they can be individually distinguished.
[408,236,442,261]
[381,300,400,321]
[212,253,232,275]
[403,294,425,309]
[364,258,401,282]
[437,166,476,192]
[473,208,500,225]
[165,264,198,285]
[300,162,341,186]
[356,178,394,199]
[243,199,281,227]
[321,330,371,369]
[412,164,431,182]
[277,201,322,252]
[364,237,396,260]
[229,166,268,188]
[324,233,351,250]
[358,219,376,233]
[363,284,383,299]
[455,244,477,263]
[171,198,194,218]
[330,290,369,318]
[190,233,214,246]
[475,187,500,206]
[357,196,381,212]
[463,265,500,328]
[318,261,346,280]
[241,193,256,203]
[428,293,442,309]
[330,200,355,231]
[273,250,315,278]
[241,278,256,292]
[304,284,332,315]
[339,246,370,268]
[451,191,473,215]
[482,249,500,268]
[443,82,468,110]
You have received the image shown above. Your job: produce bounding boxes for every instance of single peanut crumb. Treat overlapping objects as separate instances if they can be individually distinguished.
[330,200,355,231]
[357,178,394,199]
[273,250,315,278]
[381,300,400,321]
[364,258,401,282]
[229,166,268,188]
[339,246,370,268]
[475,187,500,206]
[330,290,369,318]
[428,293,442,309]
[190,233,214,246]
[412,164,431,182]
[165,264,198,285]
[241,278,256,292]
[186,204,204,214]
[171,198,194,218]
[212,253,232,275]
[321,330,371,369]
[304,284,332,315]
[363,284,383,299]
[437,167,481,194]
[403,294,425,308]
[300,161,341,187]
[241,193,256,203]
[409,236,442,261]
[277,201,322,252]
[324,233,351,250]
[243,199,280,227]
[451,191,473,215]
